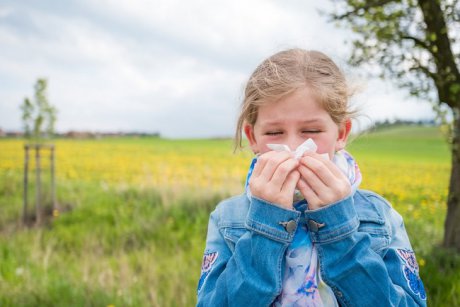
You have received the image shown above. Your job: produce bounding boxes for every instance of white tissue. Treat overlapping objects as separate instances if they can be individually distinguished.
[267,138,329,160]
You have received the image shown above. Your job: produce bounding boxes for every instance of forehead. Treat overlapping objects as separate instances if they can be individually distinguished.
[256,87,330,123]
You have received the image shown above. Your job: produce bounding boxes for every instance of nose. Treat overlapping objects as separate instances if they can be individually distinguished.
[286,135,305,152]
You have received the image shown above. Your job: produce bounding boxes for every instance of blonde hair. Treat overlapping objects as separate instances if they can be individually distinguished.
[235,48,357,149]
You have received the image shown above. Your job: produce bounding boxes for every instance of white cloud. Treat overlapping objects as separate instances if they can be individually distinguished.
[0,6,13,18]
[0,0,436,138]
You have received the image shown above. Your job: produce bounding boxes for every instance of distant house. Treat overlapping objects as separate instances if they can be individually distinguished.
[6,131,23,138]
[65,131,95,139]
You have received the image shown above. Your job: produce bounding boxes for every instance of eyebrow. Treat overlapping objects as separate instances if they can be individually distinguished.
[261,118,324,126]
[301,118,324,124]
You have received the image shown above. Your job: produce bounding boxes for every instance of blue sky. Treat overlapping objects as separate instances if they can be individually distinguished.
[0,0,435,138]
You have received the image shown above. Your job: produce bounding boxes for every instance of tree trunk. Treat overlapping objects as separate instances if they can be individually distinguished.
[443,108,460,251]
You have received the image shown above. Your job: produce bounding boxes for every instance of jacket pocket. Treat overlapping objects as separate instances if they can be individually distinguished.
[222,226,247,252]
[357,218,390,256]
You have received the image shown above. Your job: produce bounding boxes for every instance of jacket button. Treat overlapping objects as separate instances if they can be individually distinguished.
[279,220,297,234]
[308,219,325,232]
[286,220,297,233]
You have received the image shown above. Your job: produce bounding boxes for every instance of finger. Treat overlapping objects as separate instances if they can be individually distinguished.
[297,164,328,195]
[251,151,281,178]
[280,169,300,196]
[299,154,336,184]
[270,158,299,187]
[297,177,322,208]
[250,152,270,178]
[307,153,347,180]
[304,152,345,178]
[258,151,293,181]
[299,166,352,205]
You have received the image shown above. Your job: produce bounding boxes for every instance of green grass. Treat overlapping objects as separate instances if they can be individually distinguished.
[0,125,458,306]
[349,125,450,163]
[0,181,220,306]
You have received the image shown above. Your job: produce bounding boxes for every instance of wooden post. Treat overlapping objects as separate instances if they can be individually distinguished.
[23,145,29,224]
[35,145,42,225]
[50,145,56,212]
[23,143,56,225]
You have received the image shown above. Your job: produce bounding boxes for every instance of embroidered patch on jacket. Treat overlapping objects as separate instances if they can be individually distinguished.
[397,249,426,300]
[197,251,219,293]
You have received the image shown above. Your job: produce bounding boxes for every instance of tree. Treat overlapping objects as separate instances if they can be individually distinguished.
[20,78,58,226]
[328,0,460,251]
[20,78,58,141]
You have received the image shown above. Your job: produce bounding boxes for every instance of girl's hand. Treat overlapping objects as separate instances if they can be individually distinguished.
[249,151,300,209]
[297,152,351,210]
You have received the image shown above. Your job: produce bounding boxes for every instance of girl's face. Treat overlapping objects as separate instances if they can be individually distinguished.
[244,86,351,158]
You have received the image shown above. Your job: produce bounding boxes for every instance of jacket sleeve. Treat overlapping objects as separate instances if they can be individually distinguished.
[304,194,427,307]
[196,197,300,307]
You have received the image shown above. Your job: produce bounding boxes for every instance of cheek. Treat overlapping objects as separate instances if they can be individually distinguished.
[249,132,272,154]
[257,141,272,154]
[314,138,336,156]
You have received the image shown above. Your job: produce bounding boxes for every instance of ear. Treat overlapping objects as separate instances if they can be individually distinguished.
[243,124,259,153]
[335,119,352,151]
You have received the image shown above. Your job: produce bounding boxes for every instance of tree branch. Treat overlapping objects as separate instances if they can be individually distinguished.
[401,34,431,51]
[410,56,437,81]
[333,0,396,19]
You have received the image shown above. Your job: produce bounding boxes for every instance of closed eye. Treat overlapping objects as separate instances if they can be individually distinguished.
[302,130,321,134]
[265,131,283,136]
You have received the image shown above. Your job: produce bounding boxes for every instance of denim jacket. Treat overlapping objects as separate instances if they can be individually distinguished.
[197,189,426,306]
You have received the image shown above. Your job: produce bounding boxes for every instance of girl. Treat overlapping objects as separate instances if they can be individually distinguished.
[196,49,426,306]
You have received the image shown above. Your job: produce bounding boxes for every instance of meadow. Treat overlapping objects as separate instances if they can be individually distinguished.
[0,125,459,306]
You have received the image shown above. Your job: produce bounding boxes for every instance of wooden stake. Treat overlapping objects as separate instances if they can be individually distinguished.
[50,145,56,212]
[23,145,29,224]
[35,145,41,225]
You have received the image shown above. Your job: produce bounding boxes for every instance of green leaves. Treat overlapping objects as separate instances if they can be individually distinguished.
[329,0,459,108]
[20,98,34,138]
[20,78,58,142]
[450,83,460,95]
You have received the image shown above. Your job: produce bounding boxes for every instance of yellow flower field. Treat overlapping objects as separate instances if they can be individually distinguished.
[0,133,449,213]
[1,139,252,195]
